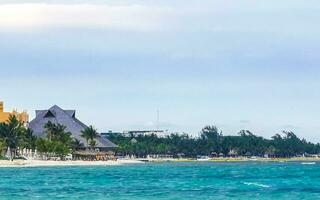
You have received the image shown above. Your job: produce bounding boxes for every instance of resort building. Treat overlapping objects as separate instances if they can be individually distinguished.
[28,105,117,152]
[0,101,29,124]
[102,130,173,138]
[123,130,171,138]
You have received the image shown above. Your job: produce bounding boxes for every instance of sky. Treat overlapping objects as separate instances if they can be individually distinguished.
[1,0,320,141]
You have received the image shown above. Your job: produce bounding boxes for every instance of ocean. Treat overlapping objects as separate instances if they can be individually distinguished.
[0,162,319,199]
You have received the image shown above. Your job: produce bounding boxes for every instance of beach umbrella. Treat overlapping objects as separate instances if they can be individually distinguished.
[6,147,11,158]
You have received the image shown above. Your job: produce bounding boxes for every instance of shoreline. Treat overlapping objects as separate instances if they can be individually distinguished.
[0,157,319,168]
[0,159,144,168]
[151,157,320,163]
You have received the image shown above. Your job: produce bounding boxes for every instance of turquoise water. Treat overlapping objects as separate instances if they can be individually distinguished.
[0,162,320,199]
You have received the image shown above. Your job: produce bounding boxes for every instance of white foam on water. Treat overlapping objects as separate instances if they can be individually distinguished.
[301,162,316,165]
[243,182,271,188]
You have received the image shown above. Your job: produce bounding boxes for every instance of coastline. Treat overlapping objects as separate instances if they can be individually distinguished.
[0,159,143,168]
[0,157,319,168]
[159,157,320,163]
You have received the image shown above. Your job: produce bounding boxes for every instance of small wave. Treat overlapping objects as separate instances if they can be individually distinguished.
[243,182,271,188]
[301,162,316,165]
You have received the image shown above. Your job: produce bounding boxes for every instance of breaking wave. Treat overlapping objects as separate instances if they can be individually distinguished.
[243,182,271,188]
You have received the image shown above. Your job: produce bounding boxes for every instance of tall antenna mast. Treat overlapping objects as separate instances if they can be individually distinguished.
[157,109,159,132]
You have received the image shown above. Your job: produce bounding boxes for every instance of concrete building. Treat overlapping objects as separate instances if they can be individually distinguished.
[120,130,171,138]
[0,101,29,124]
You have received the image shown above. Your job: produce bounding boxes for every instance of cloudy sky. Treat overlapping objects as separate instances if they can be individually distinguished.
[1,0,320,141]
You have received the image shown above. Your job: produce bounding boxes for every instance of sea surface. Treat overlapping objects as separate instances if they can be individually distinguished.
[0,162,320,199]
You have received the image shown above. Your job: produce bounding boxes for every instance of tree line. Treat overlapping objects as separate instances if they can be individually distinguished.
[1,115,319,160]
[108,126,320,158]
[0,115,99,160]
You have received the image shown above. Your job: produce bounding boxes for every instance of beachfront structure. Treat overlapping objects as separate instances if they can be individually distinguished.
[28,105,117,151]
[122,130,171,138]
[0,101,29,124]
[101,130,177,138]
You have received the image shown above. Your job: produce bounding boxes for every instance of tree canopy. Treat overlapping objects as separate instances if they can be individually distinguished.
[108,126,320,158]
[0,115,30,160]
[81,125,99,150]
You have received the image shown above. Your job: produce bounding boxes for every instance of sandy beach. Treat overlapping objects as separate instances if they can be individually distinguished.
[1,157,320,168]
[0,159,144,168]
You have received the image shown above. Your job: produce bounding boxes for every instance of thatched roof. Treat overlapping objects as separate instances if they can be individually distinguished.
[73,151,114,156]
[29,105,117,149]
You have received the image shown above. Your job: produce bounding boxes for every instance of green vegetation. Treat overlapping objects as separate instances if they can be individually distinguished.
[0,115,86,160]
[0,116,318,160]
[108,126,320,158]
[81,126,99,150]
[0,115,27,160]
[36,121,74,159]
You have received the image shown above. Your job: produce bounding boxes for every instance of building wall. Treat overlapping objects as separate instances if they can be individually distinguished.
[0,102,29,124]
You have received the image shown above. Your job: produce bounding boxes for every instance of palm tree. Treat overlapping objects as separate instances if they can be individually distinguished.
[80,128,91,149]
[89,140,97,149]
[0,124,7,157]
[71,139,83,152]
[0,140,6,157]
[81,126,99,151]
[24,128,37,150]
[44,121,55,141]
[0,115,26,160]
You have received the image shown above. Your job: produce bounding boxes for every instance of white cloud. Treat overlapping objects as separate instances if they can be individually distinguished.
[0,4,172,31]
[1,1,319,34]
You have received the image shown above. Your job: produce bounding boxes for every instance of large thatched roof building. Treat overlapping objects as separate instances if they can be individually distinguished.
[28,105,117,151]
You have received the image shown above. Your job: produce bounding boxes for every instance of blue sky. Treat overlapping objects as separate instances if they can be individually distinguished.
[1,0,320,141]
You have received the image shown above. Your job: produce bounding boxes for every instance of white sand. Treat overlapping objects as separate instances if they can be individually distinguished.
[0,159,143,168]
